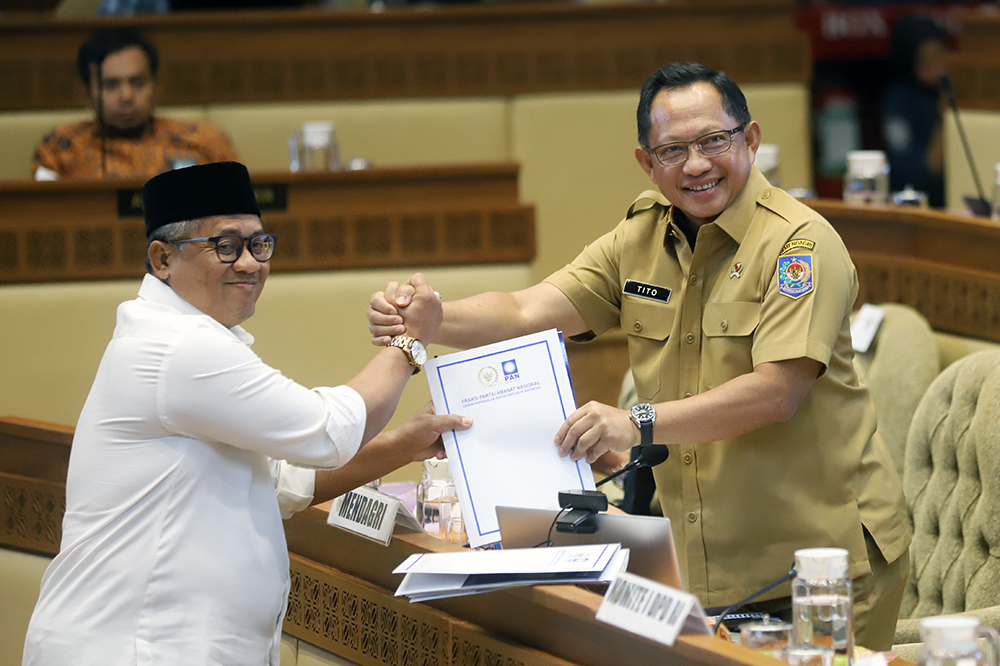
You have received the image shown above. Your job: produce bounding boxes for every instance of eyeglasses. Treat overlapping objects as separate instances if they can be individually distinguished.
[172,233,277,263]
[647,124,747,167]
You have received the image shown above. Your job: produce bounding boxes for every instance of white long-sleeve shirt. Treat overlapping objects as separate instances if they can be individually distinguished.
[23,275,366,666]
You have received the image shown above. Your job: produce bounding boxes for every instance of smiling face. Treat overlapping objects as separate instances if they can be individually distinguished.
[635,82,761,230]
[149,215,269,328]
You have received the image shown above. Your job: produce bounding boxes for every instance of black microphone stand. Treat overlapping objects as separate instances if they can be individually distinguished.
[714,565,797,636]
[554,444,669,535]
[940,73,990,216]
[596,444,669,488]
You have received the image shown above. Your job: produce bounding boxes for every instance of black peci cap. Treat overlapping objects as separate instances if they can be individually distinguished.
[141,162,261,238]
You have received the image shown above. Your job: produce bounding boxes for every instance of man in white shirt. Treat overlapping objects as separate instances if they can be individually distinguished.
[22,161,460,666]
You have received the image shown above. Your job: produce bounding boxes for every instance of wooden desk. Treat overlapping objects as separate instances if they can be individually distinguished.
[813,200,1000,344]
[0,163,534,284]
[0,416,775,666]
[0,0,808,112]
[0,417,70,555]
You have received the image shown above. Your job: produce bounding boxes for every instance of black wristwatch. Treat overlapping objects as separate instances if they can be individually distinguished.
[629,403,656,448]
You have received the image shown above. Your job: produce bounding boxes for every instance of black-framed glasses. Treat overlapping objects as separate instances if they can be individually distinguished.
[172,233,277,263]
[648,123,747,167]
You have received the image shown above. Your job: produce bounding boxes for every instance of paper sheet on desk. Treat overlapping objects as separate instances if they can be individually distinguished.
[394,544,628,602]
[425,329,595,548]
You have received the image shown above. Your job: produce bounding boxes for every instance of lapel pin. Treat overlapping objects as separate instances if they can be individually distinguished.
[730,262,743,279]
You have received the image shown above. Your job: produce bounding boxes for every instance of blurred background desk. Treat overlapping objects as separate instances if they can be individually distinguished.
[0,0,814,284]
[816,200,1000,345]
[0,163,533,284]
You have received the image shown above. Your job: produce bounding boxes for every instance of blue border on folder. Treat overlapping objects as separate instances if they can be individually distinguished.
[433,339,588,541]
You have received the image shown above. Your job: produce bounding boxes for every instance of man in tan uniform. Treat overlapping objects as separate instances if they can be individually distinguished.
[368,62,911,649]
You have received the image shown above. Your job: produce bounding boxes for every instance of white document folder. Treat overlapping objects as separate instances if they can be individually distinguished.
[394,544,628,602]
[425,329,596,548]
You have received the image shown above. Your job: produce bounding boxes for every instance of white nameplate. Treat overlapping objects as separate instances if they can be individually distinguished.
[328,486,400,546]
[596,572,710,647]
[851,303,885,353]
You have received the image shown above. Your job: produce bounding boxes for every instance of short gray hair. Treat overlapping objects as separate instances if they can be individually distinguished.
[145,218,204,274]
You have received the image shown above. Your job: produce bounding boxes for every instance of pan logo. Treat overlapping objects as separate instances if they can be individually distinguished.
[502,359,519,381]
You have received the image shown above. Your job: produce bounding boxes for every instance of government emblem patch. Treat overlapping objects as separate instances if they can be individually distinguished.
[777,254,814,299]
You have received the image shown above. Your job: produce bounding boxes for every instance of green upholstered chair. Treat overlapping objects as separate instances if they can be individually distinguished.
[892,350,1000,657]
[852,303,940,476]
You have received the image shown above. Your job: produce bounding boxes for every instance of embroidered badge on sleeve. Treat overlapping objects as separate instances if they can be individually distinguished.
[777,254,814,299]
[781,239,816,254]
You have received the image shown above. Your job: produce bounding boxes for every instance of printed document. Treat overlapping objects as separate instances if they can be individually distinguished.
[394,543,628,602]
[426,329,595,548]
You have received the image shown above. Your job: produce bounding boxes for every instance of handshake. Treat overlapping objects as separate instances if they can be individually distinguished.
[367,272,442,347]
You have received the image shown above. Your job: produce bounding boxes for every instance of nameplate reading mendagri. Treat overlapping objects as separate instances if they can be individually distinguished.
[327,485,422,546]
[425,329,595,549]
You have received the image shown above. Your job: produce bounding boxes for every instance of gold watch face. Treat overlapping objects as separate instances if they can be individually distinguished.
[409,339,427,366]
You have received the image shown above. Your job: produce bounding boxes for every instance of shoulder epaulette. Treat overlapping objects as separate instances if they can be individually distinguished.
[626,190,670,218]
[756,187,815,225]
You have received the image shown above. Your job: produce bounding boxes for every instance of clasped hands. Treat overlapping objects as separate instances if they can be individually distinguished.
[367,274,642,465]
[367,272,442,346]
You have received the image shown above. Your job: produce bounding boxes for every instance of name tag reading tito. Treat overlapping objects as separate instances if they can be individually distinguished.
[623,280,672,304]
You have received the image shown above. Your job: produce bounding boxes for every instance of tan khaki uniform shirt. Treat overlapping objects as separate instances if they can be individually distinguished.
[546,168,910,607]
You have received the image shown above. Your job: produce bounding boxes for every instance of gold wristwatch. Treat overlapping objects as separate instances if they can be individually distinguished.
[388,336,427,374]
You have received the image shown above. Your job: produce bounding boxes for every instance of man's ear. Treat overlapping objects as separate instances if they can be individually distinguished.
[635,146,656,182]
[745,120,762,161]
[148,241,173,280]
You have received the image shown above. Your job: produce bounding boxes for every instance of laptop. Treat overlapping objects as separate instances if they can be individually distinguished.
[495,506,684,590]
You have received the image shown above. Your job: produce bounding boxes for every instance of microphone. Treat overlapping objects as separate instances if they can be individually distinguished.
[713,564,797,636]
[552,444,668,535]
[88,60,108,178]
[940,72,990,216]
[595,444,669,488]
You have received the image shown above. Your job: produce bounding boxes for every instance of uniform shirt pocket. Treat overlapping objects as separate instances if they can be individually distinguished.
[622,297,676,400]
[701,301,761,388]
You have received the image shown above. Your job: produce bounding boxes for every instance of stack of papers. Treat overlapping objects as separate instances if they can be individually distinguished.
[393,543,629,602]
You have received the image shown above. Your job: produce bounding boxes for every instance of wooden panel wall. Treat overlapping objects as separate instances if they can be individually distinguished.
[0,164,533,284]
[0,418,70,556]
[0,0,808,111]
[949,9,1000,111]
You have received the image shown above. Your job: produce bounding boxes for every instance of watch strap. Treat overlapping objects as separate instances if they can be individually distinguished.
[630,403,655,448]
[388,336,422,374]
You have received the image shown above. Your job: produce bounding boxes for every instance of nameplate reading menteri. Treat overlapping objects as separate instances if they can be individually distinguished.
[327,485,400,546]
[623,279,671,304]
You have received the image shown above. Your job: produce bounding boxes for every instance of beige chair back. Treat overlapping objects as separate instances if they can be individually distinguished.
[852,303,939,475]
[895,350,1000,643]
